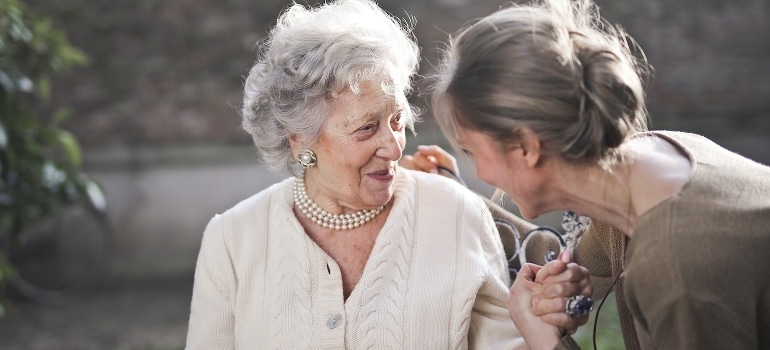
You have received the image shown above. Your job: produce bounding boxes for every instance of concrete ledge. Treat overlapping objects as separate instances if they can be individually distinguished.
[82,144,286,281]
[83,143,261,171]
[81,133,769,281]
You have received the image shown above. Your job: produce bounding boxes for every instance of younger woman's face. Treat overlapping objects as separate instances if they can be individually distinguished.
[455,127,545,219]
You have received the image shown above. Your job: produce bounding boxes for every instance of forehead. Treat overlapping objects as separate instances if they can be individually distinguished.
[454,126,476,145]
[456,127,496,150]
[328,82,402,122]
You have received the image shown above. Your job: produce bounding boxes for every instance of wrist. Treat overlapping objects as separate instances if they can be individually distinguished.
[520,324,562,350]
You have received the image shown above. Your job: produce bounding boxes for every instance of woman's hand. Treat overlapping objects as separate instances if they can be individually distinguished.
[532,250,593,335]
[508,264,563,350]
[401,145,459,176]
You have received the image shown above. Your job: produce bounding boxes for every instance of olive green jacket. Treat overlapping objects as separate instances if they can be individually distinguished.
[559,131,770,349]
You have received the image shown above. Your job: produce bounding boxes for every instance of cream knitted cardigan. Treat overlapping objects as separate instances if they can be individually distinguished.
[186,169,526,349]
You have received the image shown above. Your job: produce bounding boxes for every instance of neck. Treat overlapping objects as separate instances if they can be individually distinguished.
[552,160,637,237]
[294,170,385,231]
[540,135,690,238]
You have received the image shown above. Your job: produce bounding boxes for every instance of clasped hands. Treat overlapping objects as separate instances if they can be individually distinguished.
[509,249,592,349]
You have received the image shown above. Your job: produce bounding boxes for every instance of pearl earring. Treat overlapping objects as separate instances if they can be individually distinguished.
[297,149,317,168]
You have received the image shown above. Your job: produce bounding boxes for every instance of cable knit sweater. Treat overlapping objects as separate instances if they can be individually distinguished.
[560,131,770,349]
[185,169,526,349]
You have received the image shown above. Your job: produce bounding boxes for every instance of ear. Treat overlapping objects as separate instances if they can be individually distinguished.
[517,127,542,168]
[288,134,301,158]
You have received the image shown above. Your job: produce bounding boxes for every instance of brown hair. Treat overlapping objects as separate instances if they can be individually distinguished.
[432,0,650,164]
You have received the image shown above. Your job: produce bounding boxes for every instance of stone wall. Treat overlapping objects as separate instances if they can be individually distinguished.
[32,0,770,146]
[25,0,770,279]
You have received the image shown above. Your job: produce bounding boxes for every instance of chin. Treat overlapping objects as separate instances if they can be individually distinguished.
[362,185,394,208]
[509,199,543,221]
[518,209,538,221]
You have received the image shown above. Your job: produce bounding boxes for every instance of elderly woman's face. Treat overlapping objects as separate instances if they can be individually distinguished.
[305,81,407,211]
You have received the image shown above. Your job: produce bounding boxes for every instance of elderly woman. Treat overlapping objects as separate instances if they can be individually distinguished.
[425,0,770,349]
[185,0,590,348]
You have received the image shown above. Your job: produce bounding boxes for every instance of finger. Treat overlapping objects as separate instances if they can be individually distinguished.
[581,279,594,299]
[535,259,568,284]
[509,264,546,316]
[409,152,438,174]
[400,155,415,170]
[417,145,458,172]
[544,277,593,299]
[401,152,436,173]
[512,264,545,292]
[531,295,570,316]
[514,263,541,283]
[541,263,588,284]
[538,281,584,299]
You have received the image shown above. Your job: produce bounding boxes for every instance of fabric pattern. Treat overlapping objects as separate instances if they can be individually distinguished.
[185,169,526,350]
[564,131,770,350]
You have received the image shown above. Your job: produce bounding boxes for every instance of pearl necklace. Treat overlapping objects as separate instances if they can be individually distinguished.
[293,171,384,230]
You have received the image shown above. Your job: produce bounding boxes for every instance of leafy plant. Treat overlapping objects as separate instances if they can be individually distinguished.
[0,0,101,315]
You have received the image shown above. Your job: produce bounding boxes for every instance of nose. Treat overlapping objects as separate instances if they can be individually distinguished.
[375,126,404,161]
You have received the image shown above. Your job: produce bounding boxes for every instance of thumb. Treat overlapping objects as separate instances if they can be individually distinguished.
[514,263,545,294]
[418,145,455,165]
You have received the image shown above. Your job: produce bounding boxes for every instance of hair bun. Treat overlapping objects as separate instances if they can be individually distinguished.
[567,33,645,159]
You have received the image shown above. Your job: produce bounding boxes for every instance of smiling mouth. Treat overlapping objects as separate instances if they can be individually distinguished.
[366,167,397,182]
[369,168,394,176]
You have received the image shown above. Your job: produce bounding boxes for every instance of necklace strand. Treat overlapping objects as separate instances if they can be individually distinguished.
[293,170,384,230]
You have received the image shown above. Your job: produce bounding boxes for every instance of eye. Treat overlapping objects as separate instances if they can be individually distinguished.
[462,149,472,157]
[353,121,379,140]
[359,123,376,132]
[390,112,404,130]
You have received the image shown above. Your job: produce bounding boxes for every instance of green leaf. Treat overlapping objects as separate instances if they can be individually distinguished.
[55,129,81,168]
[0,0,95,314]
[59,46,89,67]
[53,107,72,124]
[36,76,50,100]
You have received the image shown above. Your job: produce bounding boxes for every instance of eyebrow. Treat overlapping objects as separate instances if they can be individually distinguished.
[359,102,401,121]
[343,110,388,132]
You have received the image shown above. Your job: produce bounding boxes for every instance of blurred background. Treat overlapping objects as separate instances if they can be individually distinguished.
[0,0,768,349]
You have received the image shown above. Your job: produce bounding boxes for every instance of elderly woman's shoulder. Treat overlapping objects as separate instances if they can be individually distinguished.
[402,168,482,202]
[216,176,294,220]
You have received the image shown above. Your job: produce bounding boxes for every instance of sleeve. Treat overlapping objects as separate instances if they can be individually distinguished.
[479,207,511,287]
[185,214,237,349]
[625,240,758,349]
[631,293,756,349]
[573,221,615,299]
[468,204,528,350]
[553,335,582,350]
[468,279,528,350]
